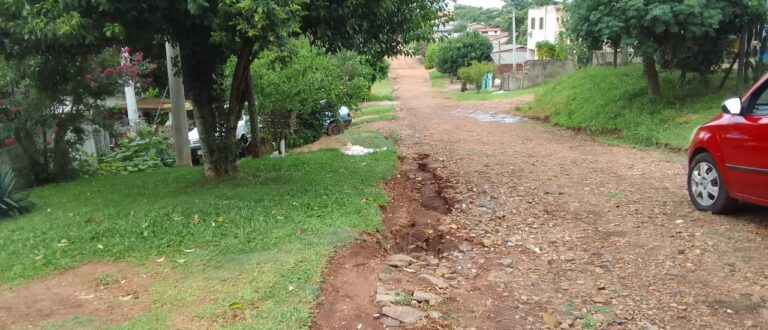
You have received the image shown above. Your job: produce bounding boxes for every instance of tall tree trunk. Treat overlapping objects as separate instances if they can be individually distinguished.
[198,39,255,180]
[613,48,618,69]
[643,56,661,97]
[13,127,46,185]
[719,54,739,91]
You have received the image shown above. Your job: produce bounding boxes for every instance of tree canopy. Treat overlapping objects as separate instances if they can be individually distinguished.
[434,31,493,77]
[567,0,767,96]
[0,0,446,180]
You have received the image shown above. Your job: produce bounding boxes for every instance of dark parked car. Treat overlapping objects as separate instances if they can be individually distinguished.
[687,75,768,213]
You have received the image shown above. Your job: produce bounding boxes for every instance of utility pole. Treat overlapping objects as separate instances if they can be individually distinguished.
[165,42,192,166]
[512,10,517,74]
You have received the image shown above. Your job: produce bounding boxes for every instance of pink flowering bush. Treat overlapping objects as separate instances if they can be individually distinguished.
[0,46,157,183]
[85,47,156,95]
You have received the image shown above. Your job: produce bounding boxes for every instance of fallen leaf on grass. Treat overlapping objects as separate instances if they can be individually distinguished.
[155,256,165,263]
[119,295,133,301]
[228,301,244,309]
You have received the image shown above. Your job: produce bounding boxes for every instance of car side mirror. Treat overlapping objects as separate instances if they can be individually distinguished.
[722,97,742,115]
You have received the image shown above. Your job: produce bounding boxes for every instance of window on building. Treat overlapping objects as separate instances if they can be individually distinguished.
[540,17,544,30]
[531,17,536,30]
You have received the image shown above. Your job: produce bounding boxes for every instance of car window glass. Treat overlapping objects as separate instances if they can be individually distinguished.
[754,88,768,115]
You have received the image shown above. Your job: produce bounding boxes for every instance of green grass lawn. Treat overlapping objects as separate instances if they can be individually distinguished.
[451,86,544,101]
[429,71,450,89]
[351,105,396,127]
[0,130,396,329]
[518,64,737,150]
[358,105,395,117]
[367,79,395,101]
[352,113,396,126]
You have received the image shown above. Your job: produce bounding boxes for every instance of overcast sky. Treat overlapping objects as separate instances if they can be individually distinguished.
[453,0,505,9]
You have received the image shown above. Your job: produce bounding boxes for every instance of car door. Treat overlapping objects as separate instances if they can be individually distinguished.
[721,87,768,202]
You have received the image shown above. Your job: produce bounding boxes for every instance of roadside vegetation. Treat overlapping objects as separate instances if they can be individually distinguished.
[0,130,396,328]
[430,71,450,89]
[518,65,736,149]
[367,79,395,101]
[429,70,542,101]
[353,105,396,126]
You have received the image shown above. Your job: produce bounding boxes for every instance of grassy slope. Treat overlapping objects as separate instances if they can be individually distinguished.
[519,65,736,149]
[1,131,396,329]
[367,79,395,101]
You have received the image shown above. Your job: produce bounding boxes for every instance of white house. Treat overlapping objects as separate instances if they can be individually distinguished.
[526,5,564,59]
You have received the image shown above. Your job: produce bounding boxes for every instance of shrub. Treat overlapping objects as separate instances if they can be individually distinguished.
[457,61,496,93]
[434,31,493,77]
[251,39,369,148]
[0,163,33,218]
[536,41,558,60]
[76,126,175,176]
[424,43,442,70]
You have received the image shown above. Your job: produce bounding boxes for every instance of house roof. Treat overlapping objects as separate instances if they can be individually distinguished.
[493,44,529,52]
[118,98,194,112]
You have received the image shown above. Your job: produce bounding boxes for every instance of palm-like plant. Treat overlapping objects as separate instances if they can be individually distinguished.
[0,163,32,218]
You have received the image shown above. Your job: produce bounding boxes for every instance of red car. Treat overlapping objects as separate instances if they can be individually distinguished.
[687,75,768,213]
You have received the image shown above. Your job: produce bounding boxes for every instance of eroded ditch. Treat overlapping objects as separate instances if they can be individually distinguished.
[311,153,459,329]
[384,153,457,256]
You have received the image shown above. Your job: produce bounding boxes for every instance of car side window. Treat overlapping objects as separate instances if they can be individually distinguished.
[754,88,768,115]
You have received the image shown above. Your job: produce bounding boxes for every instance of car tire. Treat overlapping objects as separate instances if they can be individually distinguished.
[327,122,343,136]
[688,153,738,214]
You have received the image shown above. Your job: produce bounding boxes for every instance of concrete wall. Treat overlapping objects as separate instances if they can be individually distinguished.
[0,146,31,187]
[500,59,575,90]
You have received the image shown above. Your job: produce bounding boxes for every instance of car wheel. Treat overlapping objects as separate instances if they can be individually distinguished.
[688,153,738,214]
[327,123,343,136]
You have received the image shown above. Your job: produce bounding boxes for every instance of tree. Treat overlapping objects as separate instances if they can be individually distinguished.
[0,1,152,185]
[435,31,493,77]
[565,0,626,68]
[568,0,767,97]
[3,0,446,180]
[457,61,496,93]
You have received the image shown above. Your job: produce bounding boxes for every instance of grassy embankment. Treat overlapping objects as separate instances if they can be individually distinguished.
[0,130,396,329]
[517,64,737,150]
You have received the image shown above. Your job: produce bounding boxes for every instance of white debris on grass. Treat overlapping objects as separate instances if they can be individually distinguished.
[492,90,507,94]
[342,143,388,156]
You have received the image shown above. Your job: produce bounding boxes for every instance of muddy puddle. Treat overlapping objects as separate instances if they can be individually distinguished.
[454,109,523,123]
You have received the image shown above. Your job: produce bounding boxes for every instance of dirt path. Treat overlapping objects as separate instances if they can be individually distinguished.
[314,57,768,329]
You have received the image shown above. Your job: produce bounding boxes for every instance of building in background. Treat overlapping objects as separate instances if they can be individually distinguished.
[527,5,564,59]
[491,44,528,67]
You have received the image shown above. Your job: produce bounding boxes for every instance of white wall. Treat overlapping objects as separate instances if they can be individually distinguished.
[527,6,563,59]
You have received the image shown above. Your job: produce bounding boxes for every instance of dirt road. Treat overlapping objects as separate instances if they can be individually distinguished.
[314,57,768,330]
